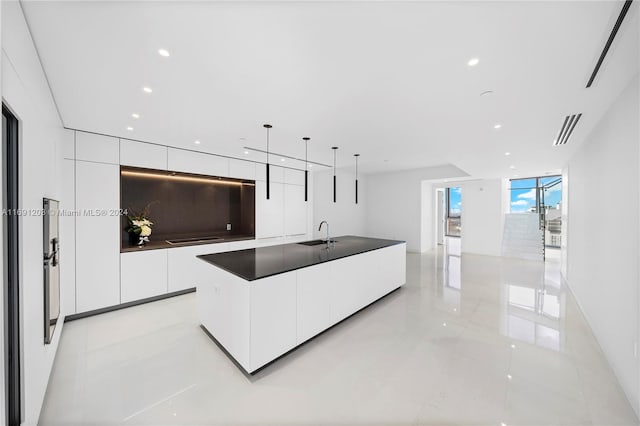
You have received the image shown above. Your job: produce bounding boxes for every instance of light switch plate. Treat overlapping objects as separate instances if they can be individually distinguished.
[226,223,232,231]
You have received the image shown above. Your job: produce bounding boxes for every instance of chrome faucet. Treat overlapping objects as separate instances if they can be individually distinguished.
[318,221,331,248]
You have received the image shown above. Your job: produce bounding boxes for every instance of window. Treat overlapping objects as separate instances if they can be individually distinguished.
[447,187,461,217]
[446,187,461,237]
[509,176,562,213]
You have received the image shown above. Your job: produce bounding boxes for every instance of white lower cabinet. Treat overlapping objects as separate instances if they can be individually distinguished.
[249,273,297,371]
[75,161,120,312]
[167,243,229,292]
[330,254,368,323]
[121,250,168,303]
[297,262,332,343]
[199,242,407,373]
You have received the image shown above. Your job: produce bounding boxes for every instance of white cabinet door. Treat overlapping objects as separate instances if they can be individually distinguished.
[284,168,305,186]
[228,158,256,180]
[167,242,229,292]
[61,129,75,160]
[76,131,119,164]
[167,147,228,177]
[120,139,168,170]
[296,262,332,344]
[255,180,284,238]
[256,164,284,183]
[198,266,251,370]
[75,161,121,312]
[121,250,168,303]
[329,254,368,324]
[60,159,76,314]
[284,184,307,236]
[250,273,297,371]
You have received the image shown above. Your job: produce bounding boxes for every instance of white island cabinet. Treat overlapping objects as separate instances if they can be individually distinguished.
[197,237,406,373]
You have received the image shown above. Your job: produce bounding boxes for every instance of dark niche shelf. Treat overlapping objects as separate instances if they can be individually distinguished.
[120,166,255,252]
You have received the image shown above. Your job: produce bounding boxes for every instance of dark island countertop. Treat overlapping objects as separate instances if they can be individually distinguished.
[197,235,405,281]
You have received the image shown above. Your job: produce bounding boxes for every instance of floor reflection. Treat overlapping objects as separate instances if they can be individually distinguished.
[439,238,565,352]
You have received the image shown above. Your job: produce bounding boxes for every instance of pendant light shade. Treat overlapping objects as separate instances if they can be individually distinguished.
[332,147,338,203]
[263,124,272,200]
[303,137,310,202]
[354,154,360,204]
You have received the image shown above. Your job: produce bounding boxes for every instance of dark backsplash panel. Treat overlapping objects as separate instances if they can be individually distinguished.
[120,166,255,248]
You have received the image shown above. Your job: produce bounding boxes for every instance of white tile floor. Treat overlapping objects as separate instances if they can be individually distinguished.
[40,240,639,425]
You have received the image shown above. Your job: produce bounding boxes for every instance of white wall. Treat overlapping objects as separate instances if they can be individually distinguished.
[365,164,468,252]
[2,3,69,424]
[566,75,640,416]
[431,179,505,257]
[312,167,366,239]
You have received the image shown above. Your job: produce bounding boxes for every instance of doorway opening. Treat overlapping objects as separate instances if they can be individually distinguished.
[2,104,21,426]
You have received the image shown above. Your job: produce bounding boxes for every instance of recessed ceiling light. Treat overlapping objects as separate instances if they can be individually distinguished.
[158,49,170,57]
[143,87,153,93]
[509,165,516,169]
[442,323,447,327]
[510,344,516,349]
[504,152,510,156]
[494,124,502,129]
[244,150,249,155]
[126,126,133,131]
[194,140,201,145]
[467,57,480,66]
[309,164,313,168]
[280,158,286,162]
[507,374,512,380]
[131,113,140,119]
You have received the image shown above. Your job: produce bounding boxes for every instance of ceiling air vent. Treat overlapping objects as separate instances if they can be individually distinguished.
[554,113,582,146]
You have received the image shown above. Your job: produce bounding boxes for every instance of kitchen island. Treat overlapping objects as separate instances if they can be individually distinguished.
[197,236,406,374]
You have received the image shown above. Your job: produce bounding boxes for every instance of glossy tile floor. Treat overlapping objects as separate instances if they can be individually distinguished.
[40,239,639,425]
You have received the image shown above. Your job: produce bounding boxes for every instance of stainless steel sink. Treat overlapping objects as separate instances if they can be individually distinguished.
[166,236,222,245]
[297,239,337,246]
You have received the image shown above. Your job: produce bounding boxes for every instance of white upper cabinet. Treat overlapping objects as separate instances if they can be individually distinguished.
[228,158,256,180]
[255,181,284,239]
[120,139,168,170]
[284,168,305,186]
[256,164,284,183]
[61,129,75,160]
[167,148,228,177]
[75,131,119,164]
[284,184,307,236]
[60,159,76,314]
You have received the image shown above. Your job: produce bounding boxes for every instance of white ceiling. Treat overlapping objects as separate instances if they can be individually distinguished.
[21,1,639,177]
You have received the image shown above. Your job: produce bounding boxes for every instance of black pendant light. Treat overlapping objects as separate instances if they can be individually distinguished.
[332,147,338,203]
[354,154,360,204]
[303,137,310,202]
[263,124,272,199]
